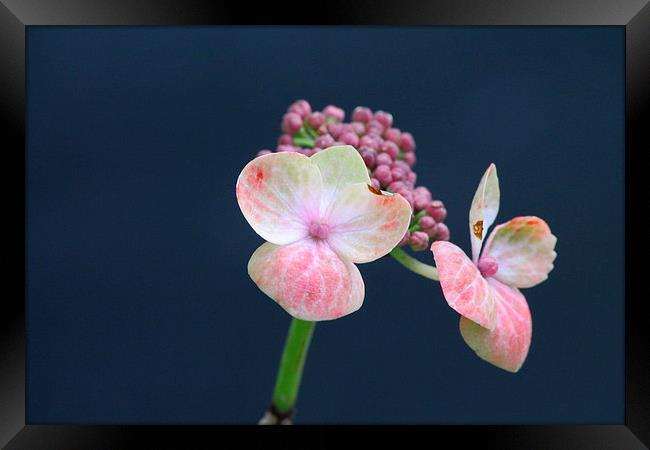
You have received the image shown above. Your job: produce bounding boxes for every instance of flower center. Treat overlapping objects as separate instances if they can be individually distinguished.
[308,222,330,240]
[478,256,499,278]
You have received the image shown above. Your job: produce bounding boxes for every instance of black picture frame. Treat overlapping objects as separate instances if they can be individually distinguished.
[2,1,647,448]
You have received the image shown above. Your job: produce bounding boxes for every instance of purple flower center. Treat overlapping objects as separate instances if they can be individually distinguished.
[478,256,499,278]
[309,222,330,240]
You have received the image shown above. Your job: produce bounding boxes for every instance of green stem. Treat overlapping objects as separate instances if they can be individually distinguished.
[266,318,316,421]
[390,247,439,281]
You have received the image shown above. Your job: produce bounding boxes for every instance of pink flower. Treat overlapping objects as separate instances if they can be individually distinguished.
[430,164,557,372]
[236,145,412,321]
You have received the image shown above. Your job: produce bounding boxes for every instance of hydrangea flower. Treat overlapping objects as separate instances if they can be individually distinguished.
[236,145,412,321]
[431,164,557,372]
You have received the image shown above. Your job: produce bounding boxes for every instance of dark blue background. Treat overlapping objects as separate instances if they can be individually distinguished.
[26,26,624,424]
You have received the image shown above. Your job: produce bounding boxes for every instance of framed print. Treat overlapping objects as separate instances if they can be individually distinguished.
[1,0,648,448]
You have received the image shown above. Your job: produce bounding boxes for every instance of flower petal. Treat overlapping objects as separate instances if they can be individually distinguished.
[236,152,322,245]
[469,163,500,263]
[460,278,532,372]
[310,145,371,216]
[247,240,364,321]
[483,216,557,288]
[326,183,412,263]
[431,241,496,330]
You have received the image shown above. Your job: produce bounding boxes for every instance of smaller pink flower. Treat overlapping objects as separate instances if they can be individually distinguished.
[431,164,557,372]
[236,145,411,321]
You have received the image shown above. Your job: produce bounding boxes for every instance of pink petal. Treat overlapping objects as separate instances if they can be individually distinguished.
[431,241,496,330]
[469,163,500,263]
[460,278,532,372]
[247,240,364,321]
[483,216,557,288]
[236,152,322,245]
[326,183,412,263]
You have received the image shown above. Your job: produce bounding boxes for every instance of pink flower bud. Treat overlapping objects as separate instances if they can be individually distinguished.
[400,190,414,209]
[278,134,293,145]
[381,141,400,160]
[391,160,410,172]
[323,105,345,122]
[299,148,314,157]
[351,122,366,135]
[373,164,393,187]
[359,135,379,150]
[403,152,416,166]
[277,145,297,152]
[366,119,385,136]
[360,147,377,169]
[282,112,303,134]
[414,186,432,202]
[409,231,429,251]
[314,134,335,149]
[400,132,415,152]
[352,106,373,123]
[374,110,393,128]
[399,230,411,247]
[434,222,450,241]
[423,223,439,238]
[311,147,323,154]
[413,193,431,211]
[419,215,436,230]
[370,178,381,190]
[426,200,447,223]
[288,99,312,118]
[327,122,344,139]
[407,170,417,185]
[384,127,401,144]
[256,149,272,157]
[376,152,393,166]
[306,111,325,129]
[388,181,406,192]
[339,131,360,147]
[391,167,405,181]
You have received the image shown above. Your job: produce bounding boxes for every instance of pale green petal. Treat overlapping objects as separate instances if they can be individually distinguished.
[310,145,371,216]
[469,163,500,263]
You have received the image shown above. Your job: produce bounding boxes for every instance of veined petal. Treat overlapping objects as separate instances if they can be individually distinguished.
[326,183,411,263]
[483,216,557,288]
[469,163,500,263]
[236,152,322,245]
[310,145,371,217]
[460,278,532,372]
[247,240,364,321]
[431,241,496,330]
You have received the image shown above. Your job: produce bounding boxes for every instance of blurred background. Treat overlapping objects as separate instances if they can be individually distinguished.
[26,26,623,423]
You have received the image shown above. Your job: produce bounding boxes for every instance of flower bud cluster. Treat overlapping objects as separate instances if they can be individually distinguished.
[256,100,450,250]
